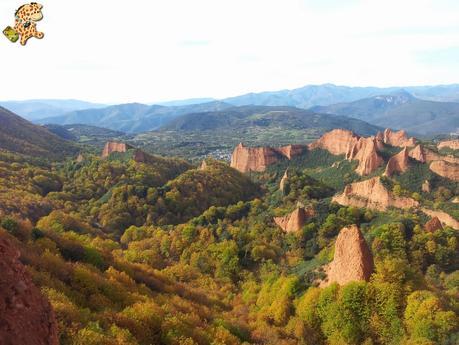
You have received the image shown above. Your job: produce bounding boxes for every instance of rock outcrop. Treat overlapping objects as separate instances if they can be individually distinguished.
[382,128,416,147]
[321,225,373,287]
[422,180,431,193]
[421,208,459,230]
[309,130,383,176]
[279,169,289,192]
[199,160,208,171]
[332,177,419,211]
[276,145,306,160]
[425,217,443,233]
[0,233,58,345]
[309,129,359,156]
[274,207,312,233]
[101,142,132,158]
[76,153,84,163]
[430,160,459,181]
[385,147,409,176]
[230,143,305,173]
[409,145,427,163]
[347,137,384,176]
[438,140,459,151]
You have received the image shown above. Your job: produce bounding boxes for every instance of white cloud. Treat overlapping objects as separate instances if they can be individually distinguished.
[0,0,458,103]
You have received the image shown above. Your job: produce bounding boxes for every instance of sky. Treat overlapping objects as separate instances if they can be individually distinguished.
[0,0,458,103]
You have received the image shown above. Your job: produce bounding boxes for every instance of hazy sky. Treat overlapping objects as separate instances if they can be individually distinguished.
[0,0,458,103]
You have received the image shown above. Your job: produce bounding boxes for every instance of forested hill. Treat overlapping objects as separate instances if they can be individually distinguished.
[0,107,79,159]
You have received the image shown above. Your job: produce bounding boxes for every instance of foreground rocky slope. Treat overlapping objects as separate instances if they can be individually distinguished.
[0,232,58,345]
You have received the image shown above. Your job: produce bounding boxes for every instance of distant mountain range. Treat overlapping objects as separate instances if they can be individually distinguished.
[0,99,106,121]
[312,91,459,135]
[3,83,459,136]
[223,83,459,108]
[0,107,78,159]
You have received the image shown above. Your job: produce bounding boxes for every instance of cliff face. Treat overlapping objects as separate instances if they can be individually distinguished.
[321,225,373,287]
[332,177,419,211]
[274,207,312,233]
[0,233,58,345]
[382,128,416,147]
[308,129,359,156]
[385,147,409,177]
[421,208,459,230]
[438,140,459,150]
[101,142,132,158]
[430,160,459,181]
[425,217,443,232]
[230,143,305,173]
[310,130,383,176]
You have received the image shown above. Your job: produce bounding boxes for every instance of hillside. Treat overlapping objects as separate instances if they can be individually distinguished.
[38,101,233,133]
[161,105,381,135]
[0,107,78,159]
[311,91,459,135]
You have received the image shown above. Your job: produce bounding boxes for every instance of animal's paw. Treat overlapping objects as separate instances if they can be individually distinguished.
[36,32,44,39]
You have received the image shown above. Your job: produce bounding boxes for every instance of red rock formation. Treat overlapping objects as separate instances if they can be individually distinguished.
[425,217,443,233]
[422,148,459,164]
[422,208,459,230]
[332,177,419,211]
[230,143,283,173]
[0,233,58,345]
[101,142,132,158]
[430,160,459,181]
[230,143,305,173]
[438,140,459,150]
[321,225,373,287]
[274,207,312,233]
[310,130,383,176]
[382,128,416,147]
[347,137,384,176]
[385,147,409,177]
[279,169,289,192]
[309,129,359,155]
[409,145,427,163]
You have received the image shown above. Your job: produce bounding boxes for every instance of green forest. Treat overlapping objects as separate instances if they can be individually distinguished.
[0,138,458,345]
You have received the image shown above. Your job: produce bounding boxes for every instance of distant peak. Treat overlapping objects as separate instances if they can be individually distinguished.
[374,90,414,104]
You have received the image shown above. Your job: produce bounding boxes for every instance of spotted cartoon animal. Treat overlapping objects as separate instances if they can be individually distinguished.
[14,2,44,45]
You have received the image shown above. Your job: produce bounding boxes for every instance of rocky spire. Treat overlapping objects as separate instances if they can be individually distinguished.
[385,147,409,176]
[279,169,289,192]
[321,225,374,286]
[274,207,313,233]
[425,217,443,233]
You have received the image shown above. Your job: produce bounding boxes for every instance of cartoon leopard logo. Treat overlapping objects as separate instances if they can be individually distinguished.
[13,2,44,45]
